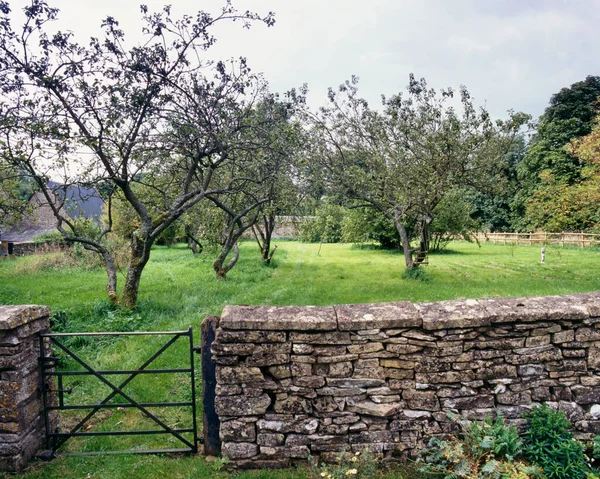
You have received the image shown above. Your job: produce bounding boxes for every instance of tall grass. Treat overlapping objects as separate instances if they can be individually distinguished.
[1,241,599,479]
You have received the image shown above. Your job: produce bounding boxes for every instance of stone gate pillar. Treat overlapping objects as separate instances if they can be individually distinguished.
[0,305,51,472]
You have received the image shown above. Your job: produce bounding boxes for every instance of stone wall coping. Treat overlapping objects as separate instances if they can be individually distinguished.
[220,305,337,331]
[0,305,51,331]
[220,292,600,332]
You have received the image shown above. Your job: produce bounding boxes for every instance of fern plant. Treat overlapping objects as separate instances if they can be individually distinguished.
[417,413,543,479]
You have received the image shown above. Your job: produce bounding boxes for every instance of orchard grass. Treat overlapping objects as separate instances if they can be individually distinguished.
[0,240,599,479]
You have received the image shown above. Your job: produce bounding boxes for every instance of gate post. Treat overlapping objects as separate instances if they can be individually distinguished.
[0,305,53,472]
[200,315,221,456]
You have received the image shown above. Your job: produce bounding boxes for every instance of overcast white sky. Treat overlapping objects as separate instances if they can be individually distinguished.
[11,0,600,120]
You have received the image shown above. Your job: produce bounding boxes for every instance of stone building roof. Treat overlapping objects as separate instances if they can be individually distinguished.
[1,183,104,243]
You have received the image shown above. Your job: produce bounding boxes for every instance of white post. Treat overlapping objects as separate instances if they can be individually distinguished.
[541,247,546,264]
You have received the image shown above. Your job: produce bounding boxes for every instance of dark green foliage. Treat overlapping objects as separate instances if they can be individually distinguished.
[298,203,346,243]
[342,207,402,249]
[523,405,590,479]
[429,190,479,251]
[417,413,543,478]
[465,415,523,461]
[517,76,600,222]
[402,266,431,282]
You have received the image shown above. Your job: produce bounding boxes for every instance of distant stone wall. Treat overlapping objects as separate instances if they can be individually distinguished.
[0,305,53,472]
[11,241,67,257]
[207,292,600,468]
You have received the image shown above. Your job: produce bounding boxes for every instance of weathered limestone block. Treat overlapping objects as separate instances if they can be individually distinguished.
[216,330,286,343]
[222,442,258,459]
[477,364,518,380]
[531,324,562,336]
[212,342,256,356]
[273,395,312,414]
[214,356,239,366]
[320,423,349,435]
[0,305,51,331]
[260,446,310,458]
[268,365,292,379]
[329,361,353,378]
[220,420,256,442]
[367,348,410,358]
[327,378,385,388]
[349,422,367,431]
[215,394,271,416]
[353,368,386,380]
[403,390,440,411]
[506,347,563,365]
[346,400,402,417]
[293,376,326,388]
[336,302,421,331]
[552,330,575,344]
[314,397,341,413]
[221,305,337,331]
[443,395,495,410]
[418,299,489,331]
[333,414,360,424]
[436,386,481,399]
[216,384,242,396]
[382,369,414,380]
[317,354,358,364]
[349,430,399,444]
[483,295,589,324]
[257,433,284,446]
[216,366,264,384]
[380,359,416,369]
[371,395,401,404]
[290,332,351,344]
[312,345,346,356]
[572,386,600,404]
[588,343,600,369]
[316,387,366,397]
[246,354,290,367]
[290,362,312,377]
[257,415,319,434]
[416,371,475,384]
[518,364,545,377]
[496,391,532,405]
[347,343,384,354]
[563,349,586,358]
[293,344,314,354]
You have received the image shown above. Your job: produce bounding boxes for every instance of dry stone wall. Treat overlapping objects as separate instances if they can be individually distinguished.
[209,292,600,468]
[0,305,52,472]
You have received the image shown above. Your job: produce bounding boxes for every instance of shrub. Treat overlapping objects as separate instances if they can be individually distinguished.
[523,404,590,479]
[417,413,543,479]
[402,266,431,282]
[299,203,346,243]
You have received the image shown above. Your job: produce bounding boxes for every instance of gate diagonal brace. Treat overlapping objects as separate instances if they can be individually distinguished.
[48,334,195,451]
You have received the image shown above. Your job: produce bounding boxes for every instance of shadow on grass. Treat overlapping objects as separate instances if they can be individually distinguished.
[349,243,401,253]
[429,248,468,255]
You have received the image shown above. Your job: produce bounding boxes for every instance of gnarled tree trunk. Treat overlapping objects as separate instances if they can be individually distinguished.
[101,249,119,305]
[393,208,414,269]
[253,214,277,264]
[213,242,239,280]
[121,235,153,308]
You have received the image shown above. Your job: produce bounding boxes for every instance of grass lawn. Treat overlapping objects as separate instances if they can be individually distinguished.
[1,240,599,479]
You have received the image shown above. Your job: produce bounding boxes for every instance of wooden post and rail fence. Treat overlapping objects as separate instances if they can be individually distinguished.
[474,231,600,248]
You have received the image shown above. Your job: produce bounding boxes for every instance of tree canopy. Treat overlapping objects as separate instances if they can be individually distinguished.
[305,75,528,269]
[0,0,274,306]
